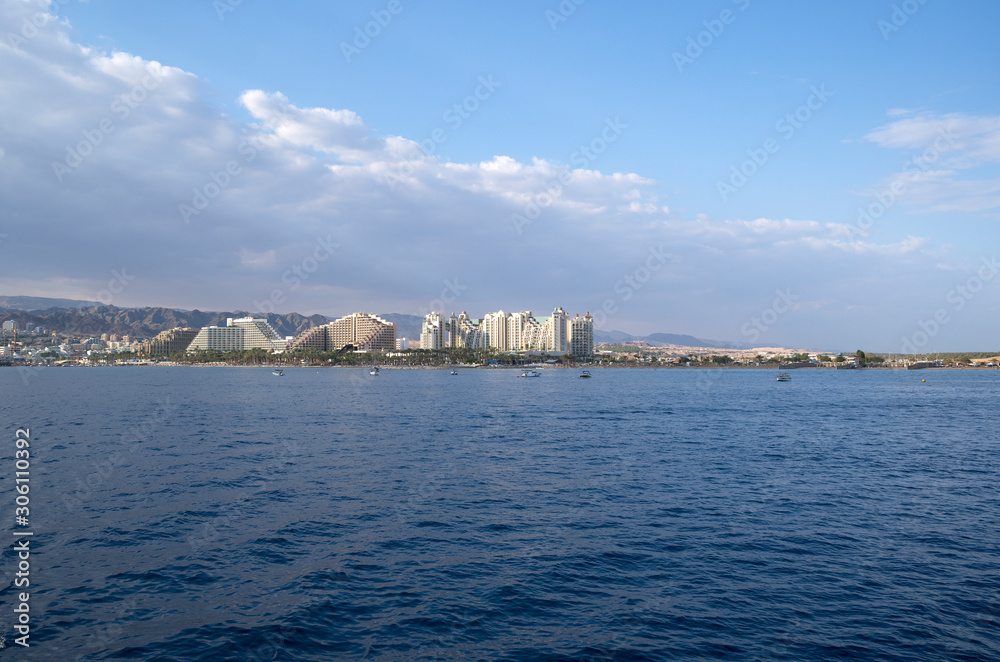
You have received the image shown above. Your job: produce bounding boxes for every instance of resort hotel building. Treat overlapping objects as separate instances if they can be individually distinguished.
[140,327,201,357]
[288,312,396,353]
[187,317,291,353]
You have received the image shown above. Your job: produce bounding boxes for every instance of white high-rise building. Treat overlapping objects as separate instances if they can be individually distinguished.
[508,311,532,350]
[420,312,445,350]
[568,312,594,357]
[447,312,486,349]
[481,311,510,350]
[551,307,568,352]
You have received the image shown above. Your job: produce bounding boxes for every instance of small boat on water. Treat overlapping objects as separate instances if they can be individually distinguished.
[580,370,592,378]
[450,369,458,375]
[776,372,791,382]
[272,369,284,376]
[518,369,541,378]
[369,352,379,376]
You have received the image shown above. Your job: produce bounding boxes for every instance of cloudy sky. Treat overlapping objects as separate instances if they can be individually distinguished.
[1,0,999,351]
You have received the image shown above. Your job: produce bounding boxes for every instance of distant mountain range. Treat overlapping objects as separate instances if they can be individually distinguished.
[0,296,748,348]
[0,299,326,339]
[0,295,100,311]
[593,330,751,350]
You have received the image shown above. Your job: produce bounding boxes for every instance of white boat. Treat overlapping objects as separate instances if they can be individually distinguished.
[518,369,541,378]
[776,372,791,382]
[272,369,284,376]
[369,351,379,376]
[450,369,458,375]
[580,370,592,378]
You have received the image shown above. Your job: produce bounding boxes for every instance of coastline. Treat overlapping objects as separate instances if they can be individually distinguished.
[7,363,997,371]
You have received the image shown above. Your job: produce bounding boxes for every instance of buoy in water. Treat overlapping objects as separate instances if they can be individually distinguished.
[922,379,926,382]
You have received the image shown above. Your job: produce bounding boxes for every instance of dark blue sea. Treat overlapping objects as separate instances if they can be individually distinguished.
[2,366,999,661]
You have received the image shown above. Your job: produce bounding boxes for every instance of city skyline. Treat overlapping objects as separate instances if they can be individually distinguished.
[150,308,597,356]
[2,294,998,355]
[420,308,594,356]
[2,1,999,351]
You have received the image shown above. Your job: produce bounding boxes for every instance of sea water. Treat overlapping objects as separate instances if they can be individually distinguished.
[1,367,998,660]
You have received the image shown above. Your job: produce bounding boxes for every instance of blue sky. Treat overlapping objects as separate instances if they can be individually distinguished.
[2,0,999,351]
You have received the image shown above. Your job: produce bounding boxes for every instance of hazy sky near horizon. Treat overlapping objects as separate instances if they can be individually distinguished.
[2,0,999,351]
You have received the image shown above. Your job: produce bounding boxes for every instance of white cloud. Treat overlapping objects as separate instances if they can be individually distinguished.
[239,90,379,163]
[863,111,1000,215]
[866,111,1000,166]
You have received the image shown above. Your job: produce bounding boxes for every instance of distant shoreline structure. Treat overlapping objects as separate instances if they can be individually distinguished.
[6,360,996,371]
[2,298,997,360]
